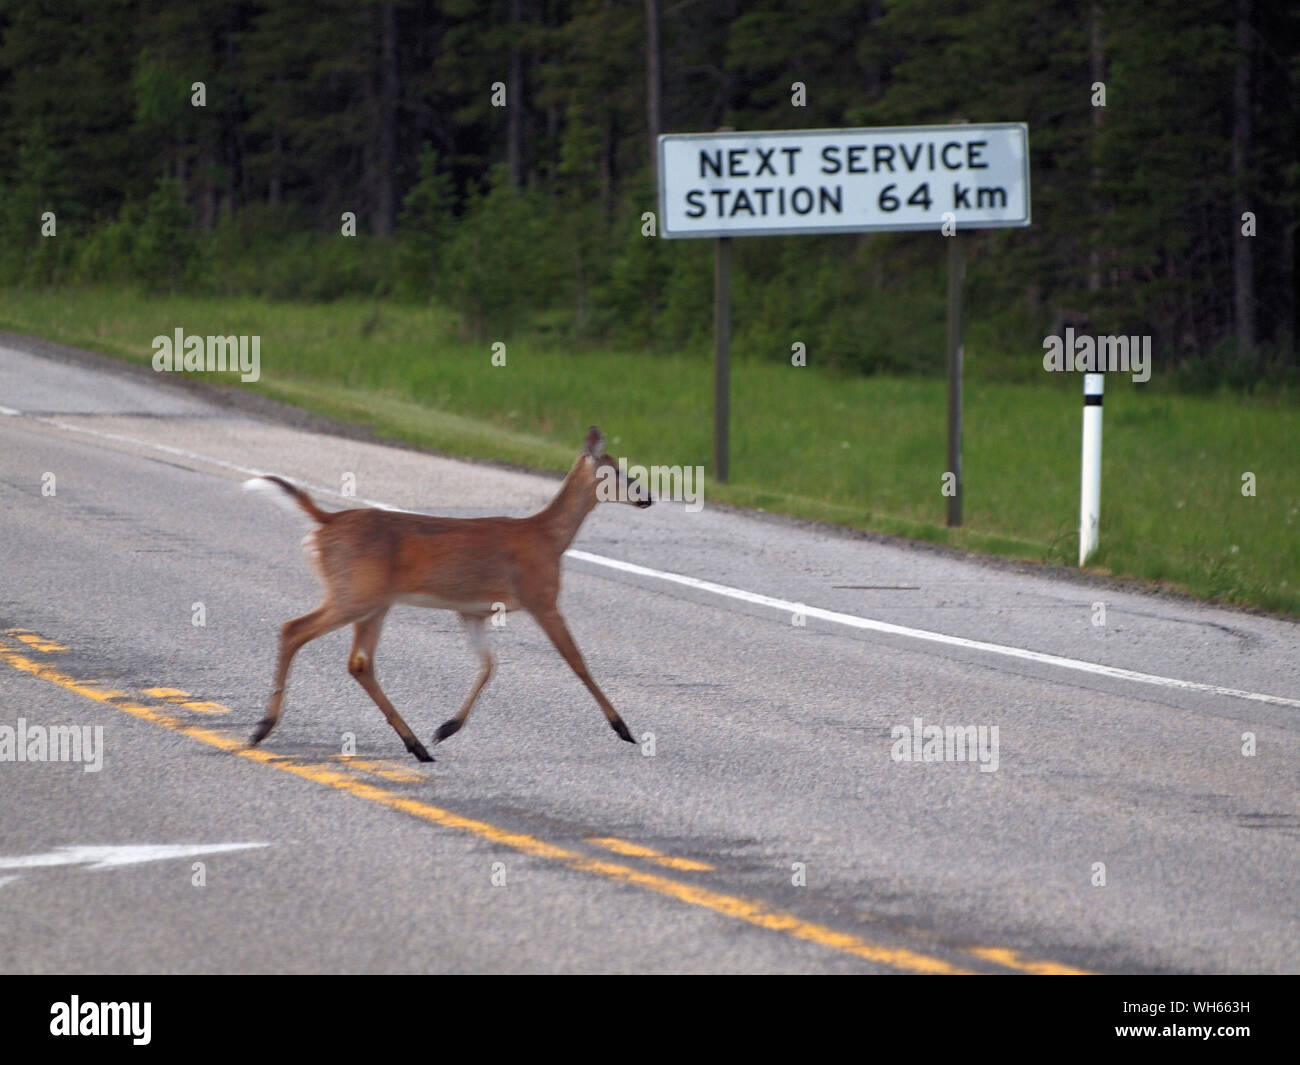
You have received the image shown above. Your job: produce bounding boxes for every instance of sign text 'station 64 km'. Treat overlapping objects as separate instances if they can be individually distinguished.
[658,124,1030,238]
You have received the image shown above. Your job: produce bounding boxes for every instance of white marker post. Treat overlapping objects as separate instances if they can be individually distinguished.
[1079,373,1103,565]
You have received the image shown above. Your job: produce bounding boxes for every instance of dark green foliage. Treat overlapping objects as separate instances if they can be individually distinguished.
[397,145,456,300]
[0,121,72,284]
[0,0,1294,384]
[437,166,569,338]
[133,176,198,290]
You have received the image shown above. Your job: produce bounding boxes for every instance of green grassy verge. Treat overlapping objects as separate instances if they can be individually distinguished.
[2,286,1296,616]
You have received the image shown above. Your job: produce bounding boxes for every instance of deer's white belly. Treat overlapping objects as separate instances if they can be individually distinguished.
[394,594,506,614]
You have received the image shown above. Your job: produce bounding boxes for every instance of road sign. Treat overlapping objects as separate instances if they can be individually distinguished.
[656,123,1030,508]
[658,124,1030,239]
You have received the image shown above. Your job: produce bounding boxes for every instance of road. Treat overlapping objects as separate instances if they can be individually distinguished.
[0,336,1296,974]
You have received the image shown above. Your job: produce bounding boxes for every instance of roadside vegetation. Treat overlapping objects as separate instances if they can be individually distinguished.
[2,286,1294,616]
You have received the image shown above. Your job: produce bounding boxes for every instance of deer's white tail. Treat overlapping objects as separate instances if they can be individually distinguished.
[243,475,333,524]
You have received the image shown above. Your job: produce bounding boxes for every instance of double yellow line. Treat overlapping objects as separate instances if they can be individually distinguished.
[0,632,1090,975]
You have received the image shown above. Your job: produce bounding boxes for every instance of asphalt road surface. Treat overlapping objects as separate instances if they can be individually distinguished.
[1,337,1296,974]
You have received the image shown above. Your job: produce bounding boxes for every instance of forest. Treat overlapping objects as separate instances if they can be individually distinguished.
[0,0,1295,387]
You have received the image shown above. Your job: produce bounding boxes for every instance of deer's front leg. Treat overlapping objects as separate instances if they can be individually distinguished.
[531,608,635,744]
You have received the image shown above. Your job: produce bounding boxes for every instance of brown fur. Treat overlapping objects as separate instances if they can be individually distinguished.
[247,427,651,761]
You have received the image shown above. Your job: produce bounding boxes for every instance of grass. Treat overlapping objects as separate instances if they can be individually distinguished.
[1,285,1296,616]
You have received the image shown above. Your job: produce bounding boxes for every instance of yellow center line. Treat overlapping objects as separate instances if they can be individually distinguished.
[5,629,67,653]
[179,701,230,714]
[333,755,425,784]
[0,640,1089,975]
[587,836,714,872]
[966,946,1091,976]
[140,687,231,715]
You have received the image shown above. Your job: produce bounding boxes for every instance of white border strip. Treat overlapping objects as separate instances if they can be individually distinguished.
[22,414,1300,711]
[568,550,1299,709]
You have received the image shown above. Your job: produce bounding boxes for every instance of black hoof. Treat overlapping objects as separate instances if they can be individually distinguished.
[434,718,463,744]
[406,739,435,763]
[248,718,274,746]
[611,719,635,744]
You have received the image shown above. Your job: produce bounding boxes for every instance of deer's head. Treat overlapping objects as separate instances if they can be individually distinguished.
[580,426,653,508]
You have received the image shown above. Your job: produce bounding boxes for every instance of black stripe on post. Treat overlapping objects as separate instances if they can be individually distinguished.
[1084,394,1103,406]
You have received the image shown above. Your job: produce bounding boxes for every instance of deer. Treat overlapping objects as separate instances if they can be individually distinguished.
[243,427,652,763]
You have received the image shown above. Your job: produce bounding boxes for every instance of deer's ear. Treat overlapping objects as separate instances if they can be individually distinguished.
[583,426,605,456]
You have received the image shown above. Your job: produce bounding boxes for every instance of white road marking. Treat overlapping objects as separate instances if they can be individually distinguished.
[0,842,269,871]
[33,416,277,481]
[567,551,1300,709]
[24,415,1300,711]
[0,405,21,416]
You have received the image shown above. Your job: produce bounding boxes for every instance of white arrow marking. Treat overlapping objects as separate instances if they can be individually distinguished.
[0,842,269,871]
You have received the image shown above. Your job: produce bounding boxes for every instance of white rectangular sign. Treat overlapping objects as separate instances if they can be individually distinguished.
[658,124,1030,238]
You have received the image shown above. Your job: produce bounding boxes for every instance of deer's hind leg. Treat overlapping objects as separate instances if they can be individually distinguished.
[433,613,494,745]
[347,607,434,763]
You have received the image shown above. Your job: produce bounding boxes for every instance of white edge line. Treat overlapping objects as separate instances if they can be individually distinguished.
[31,414,1300,711]
[567,551,1300,709]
